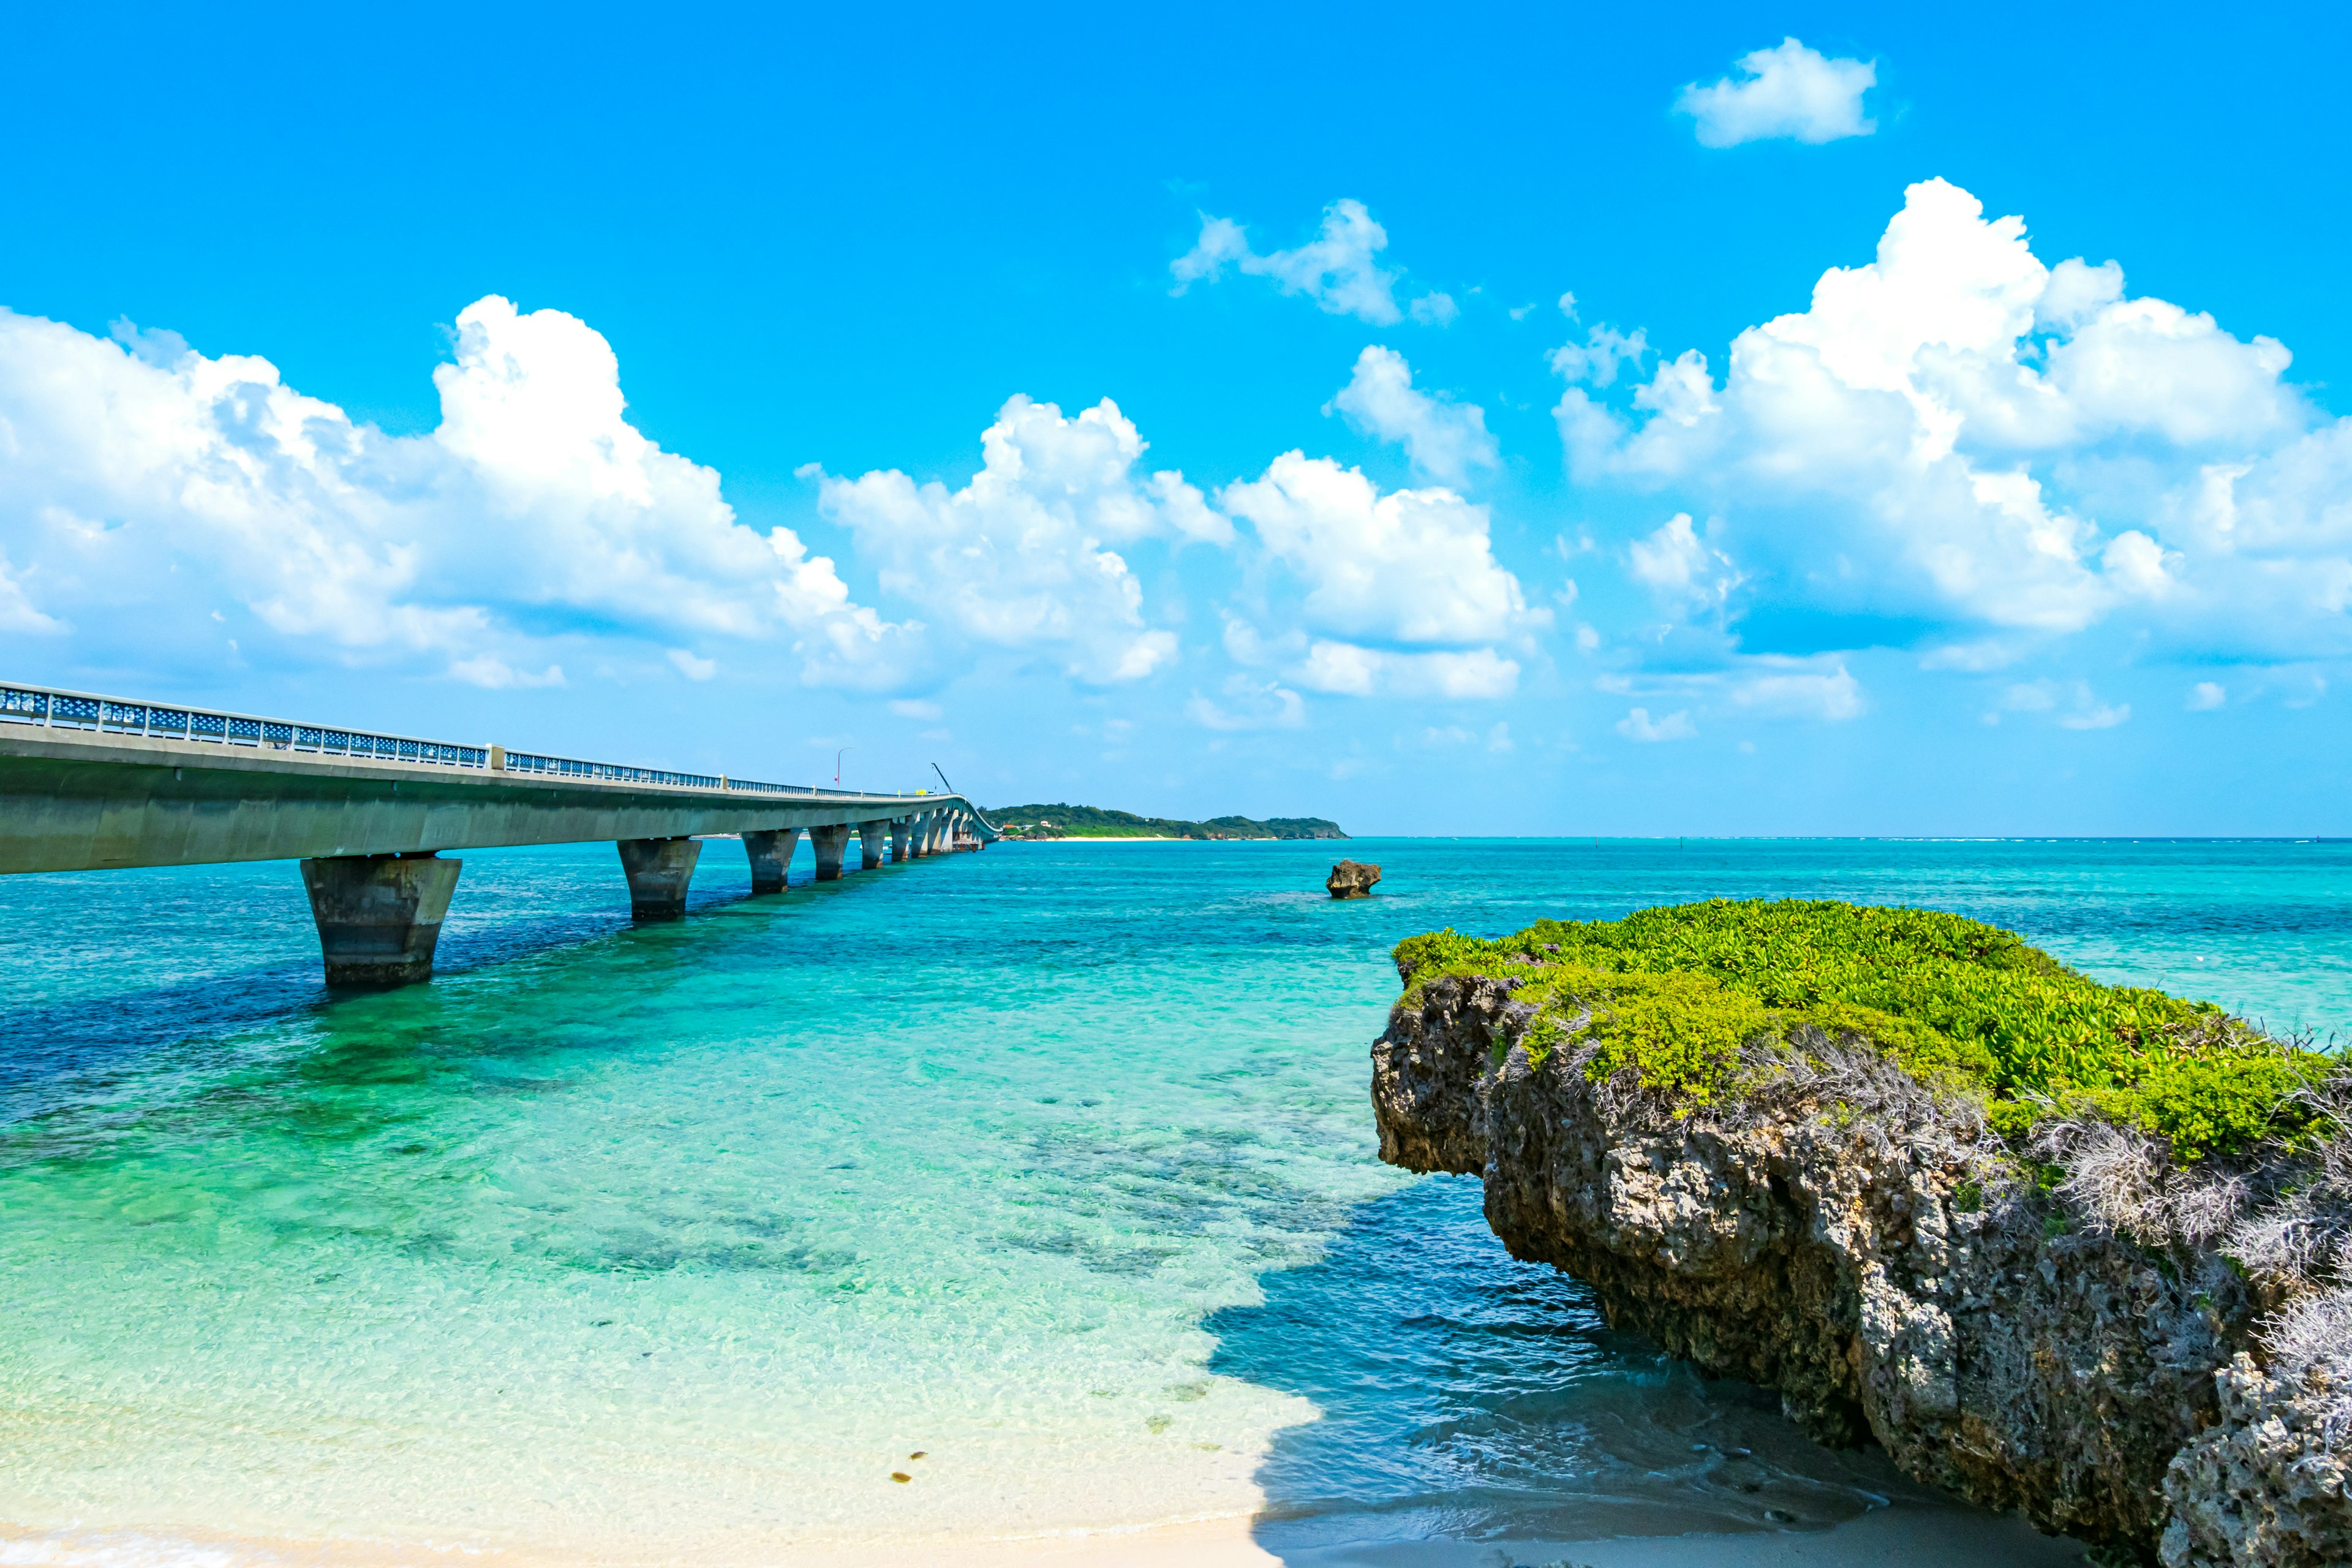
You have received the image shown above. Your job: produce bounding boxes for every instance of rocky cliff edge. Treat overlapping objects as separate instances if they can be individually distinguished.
[1370,903,2352,1566]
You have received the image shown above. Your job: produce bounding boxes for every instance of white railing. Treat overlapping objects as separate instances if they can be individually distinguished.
[0,680,958,805]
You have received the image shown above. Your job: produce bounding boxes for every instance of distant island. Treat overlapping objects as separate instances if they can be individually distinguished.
[985,804,1346,841]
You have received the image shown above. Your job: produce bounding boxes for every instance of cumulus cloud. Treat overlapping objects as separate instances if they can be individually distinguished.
[1627,513,1743,610]
[1558,178,2350,659]
[809,394,1216,684]
[0,296,916,688]
[2188,680,2226,710]
[1328,346,1499,486]
[1550,322,1649,388]
[1170,199,1452,326]
[1221,452,1543,650]
[1676,38,1877,148]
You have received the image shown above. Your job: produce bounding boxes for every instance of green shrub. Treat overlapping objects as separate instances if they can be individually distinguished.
[1395,899,2335,1160]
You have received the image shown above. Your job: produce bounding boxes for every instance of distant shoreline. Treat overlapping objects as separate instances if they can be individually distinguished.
[1005,835,1316,844]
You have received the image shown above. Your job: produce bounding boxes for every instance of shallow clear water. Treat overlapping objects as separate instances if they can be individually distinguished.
[1,837,2346,1561]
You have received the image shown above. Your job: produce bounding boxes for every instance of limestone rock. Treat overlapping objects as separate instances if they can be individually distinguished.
[1327,860,1382,899]
[1368,970,2351,1563]
[2162,1355,2352,1567]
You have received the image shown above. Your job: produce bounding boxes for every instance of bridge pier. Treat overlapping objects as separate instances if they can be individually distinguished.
[891,818,912,862]
[743,828,801,893]
[619,836,701,918]
[300,853,461,987]
[858,818,891,870]
[810,823,851,881]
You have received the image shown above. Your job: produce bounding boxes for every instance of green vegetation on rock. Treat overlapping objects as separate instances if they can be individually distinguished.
[986,802,1345,840]
[1395,899,2336,1160]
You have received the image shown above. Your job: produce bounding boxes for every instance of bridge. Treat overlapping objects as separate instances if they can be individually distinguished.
[0,681,996,987]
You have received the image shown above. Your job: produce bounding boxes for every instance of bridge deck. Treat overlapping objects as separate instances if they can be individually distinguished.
[0,682,991,983]
[0,725,980,875]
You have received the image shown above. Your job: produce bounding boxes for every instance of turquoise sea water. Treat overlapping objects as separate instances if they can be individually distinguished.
[2,838,2348,1562]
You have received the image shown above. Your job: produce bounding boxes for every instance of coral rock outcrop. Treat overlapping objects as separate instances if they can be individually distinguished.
[1371,965,2352,1564]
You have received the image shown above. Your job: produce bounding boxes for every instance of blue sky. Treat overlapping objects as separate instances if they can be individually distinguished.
[2,2,2348,834]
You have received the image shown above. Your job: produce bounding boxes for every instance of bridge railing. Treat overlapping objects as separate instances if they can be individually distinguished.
[1,682,491,769]
[0,680,967,807]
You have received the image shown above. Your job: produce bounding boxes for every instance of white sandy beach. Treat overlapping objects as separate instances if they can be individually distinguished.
[1,1501,2089,1568]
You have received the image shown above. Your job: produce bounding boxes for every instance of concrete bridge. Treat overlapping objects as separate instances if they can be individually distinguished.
[0,682,995,987]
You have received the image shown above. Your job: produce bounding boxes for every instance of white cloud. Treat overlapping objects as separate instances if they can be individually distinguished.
[0,554,64,633]
[1919,639,2021,672]
[1732,658,1864,720]
[1558,178,2352,657]
[1169,200,1450,327]
[1550,323,1649,388]
[889,698,943,720]
[1221,452,1544,648]
[810,394,1217,684]
[1186,674,1306,731]
[1327,347,1499,486]
[1627,513,1741,609]
[1597,654,1863,725]
[2187,680,2226,710]
[667,648,717,681]
[1291,641,1521,699]
[0,296,916,688]
[2003,678,2128,728]
[1676,38,1877,148]
[1618,706,1697,741]
[449,655,565,690]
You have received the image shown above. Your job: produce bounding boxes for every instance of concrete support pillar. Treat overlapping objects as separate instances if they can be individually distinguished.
[858,818,891,870]
[618,836,701,918]
[744,828,802,894]
[810,823,851,881]
[300,853,461,987]
[891,818,913,862]
[905,812,930,859]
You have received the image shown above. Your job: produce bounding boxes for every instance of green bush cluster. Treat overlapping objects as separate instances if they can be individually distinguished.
[1394,900,2335,1161]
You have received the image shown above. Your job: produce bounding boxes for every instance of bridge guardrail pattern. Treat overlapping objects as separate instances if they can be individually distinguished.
[2,682,489,769]
[1,682,952,805]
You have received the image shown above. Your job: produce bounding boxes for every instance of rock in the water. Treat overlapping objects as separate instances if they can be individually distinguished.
[1327,861,1381,899]
[1370,971,2276,1561]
